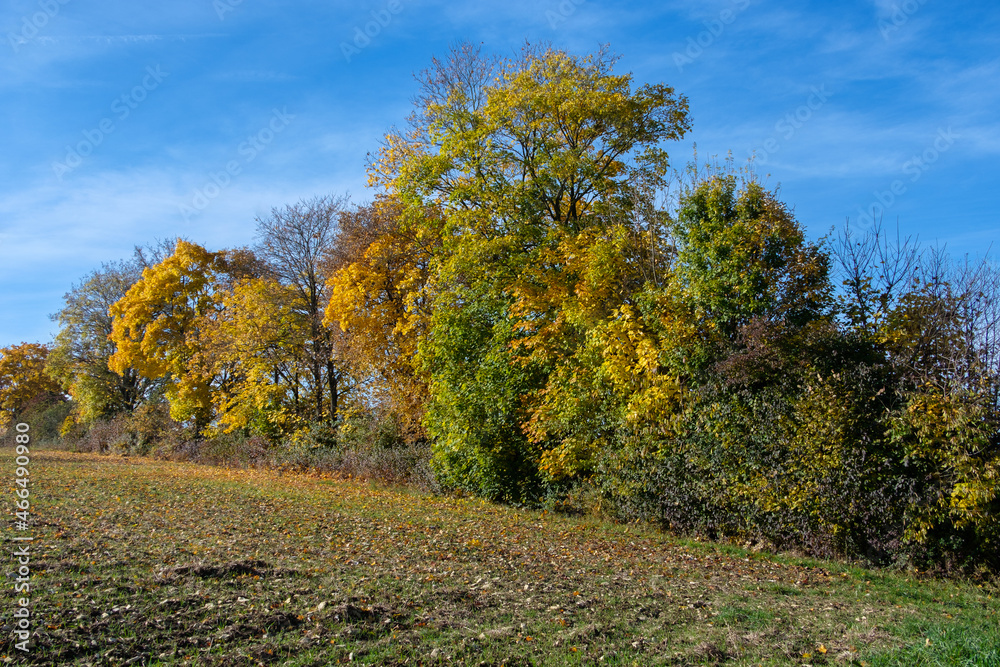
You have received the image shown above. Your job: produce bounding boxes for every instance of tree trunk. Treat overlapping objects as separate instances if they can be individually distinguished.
[327,360,339,429]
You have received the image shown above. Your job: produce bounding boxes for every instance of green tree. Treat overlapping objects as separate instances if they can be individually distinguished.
[582,171,863,552]
[47,257,155,428]
[833,226,1000,566]
[372,43,691,501]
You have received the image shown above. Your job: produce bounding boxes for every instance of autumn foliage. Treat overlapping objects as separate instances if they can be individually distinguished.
[11,43,996,572]
[0,343,64,430]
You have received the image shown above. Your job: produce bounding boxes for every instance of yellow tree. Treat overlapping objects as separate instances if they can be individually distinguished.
[324,197,438,436]
[364,42,691,500]
[108,240,233,431]
[0,343,63,428]
[205,276,313,437]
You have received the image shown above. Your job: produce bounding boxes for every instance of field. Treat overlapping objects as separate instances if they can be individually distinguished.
[2,449,998,666]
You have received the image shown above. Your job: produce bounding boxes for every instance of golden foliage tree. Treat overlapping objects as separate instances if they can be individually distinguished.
[0,343,63,428]
[324,198,438,437]
[359,42,692,499]
[205,276,312,437]
[108,240,233,431]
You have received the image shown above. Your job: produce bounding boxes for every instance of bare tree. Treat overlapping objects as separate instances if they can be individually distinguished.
[254,195,350,426]
[834,220,1000,415]
[832,217,921,333]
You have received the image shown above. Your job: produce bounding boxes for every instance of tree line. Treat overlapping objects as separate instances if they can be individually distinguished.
[2,43,998,571]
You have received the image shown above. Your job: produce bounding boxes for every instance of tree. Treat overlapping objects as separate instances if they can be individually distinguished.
[666,173,831,371]
[372,42,689,229]
[205,276,312,437]
[368,42,692,501]
[255,195,351,428]
[834,225,1000,560]
[324,197,438,438]
[108,240,234,431]
[0,343,63,429]
[47,257,155,428]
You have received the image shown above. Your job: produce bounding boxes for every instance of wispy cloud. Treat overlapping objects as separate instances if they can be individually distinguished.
[32,33,227,44]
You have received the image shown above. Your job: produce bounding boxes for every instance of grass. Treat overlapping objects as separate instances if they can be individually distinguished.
[2,448,998,665]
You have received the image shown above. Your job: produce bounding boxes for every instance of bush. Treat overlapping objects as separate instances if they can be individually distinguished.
[61,400,188,457]
[70,416,131,454]
[0,395,71,448]
[423,297,547,505]
[276,411,436,489]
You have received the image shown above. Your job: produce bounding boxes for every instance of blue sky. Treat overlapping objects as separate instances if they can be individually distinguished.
[2,0,998,347]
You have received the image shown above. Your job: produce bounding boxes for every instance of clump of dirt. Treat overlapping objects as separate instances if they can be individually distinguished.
[156,559,271,581]
[693,641,729,664]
